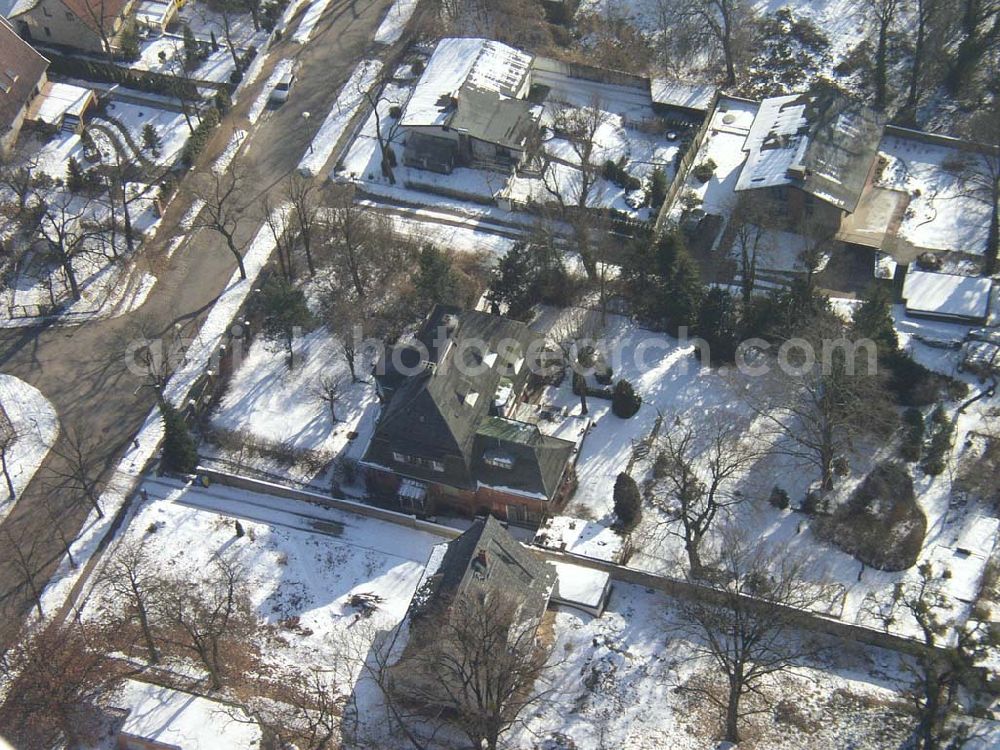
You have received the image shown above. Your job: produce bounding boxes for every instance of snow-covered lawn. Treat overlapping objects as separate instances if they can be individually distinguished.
[132,35,241,85]
[102,98,194,168]
[0,185,159,324]
[507,582,915,750]
[877,135,994,256]
[533,308,998,642]
[207,327,380,485]
[177,3,266,50]
[85,478,439,680]
[0,375,59,522]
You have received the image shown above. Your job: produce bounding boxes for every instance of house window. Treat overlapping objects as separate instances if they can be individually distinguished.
[484,453,514,470]
[42,5,51,16]
[65,11,73,20]
[507,504,529,523]
[44,26,52,36]
[392,452,444,472]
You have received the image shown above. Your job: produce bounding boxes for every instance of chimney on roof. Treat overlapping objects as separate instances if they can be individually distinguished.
[472,548,488,578]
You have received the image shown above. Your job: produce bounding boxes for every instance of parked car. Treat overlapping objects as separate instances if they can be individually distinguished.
[269,71,294,104]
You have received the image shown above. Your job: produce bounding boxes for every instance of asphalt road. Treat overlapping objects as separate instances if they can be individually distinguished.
[0,0,394,636]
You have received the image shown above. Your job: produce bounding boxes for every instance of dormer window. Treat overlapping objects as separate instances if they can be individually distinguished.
[484,451,514,470]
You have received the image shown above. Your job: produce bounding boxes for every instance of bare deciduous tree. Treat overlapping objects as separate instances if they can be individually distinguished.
[263,195,297,281]
[650,414,762,575]
[740,318,896,491]
[859,0,901,109]
[288,174,320,276]
[391,585,552,750]
[665,0,754,86]
[37,193,105,301]
[190,160,251,279]
[539,100,610,280]
[678,529,828,744]
[0,405,17,501]
[98,538,163,664]
[948,96,1000,275]
[360,64,406,185]
[320,189,396,300]
[312,374,341,422]
[728,194,773,300]
[159,555,255,690]
[1,526,47,618]
[0,621,129,749]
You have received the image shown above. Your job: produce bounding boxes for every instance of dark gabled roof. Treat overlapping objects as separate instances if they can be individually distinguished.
[449,84,538,151]
[370,306,534,470]
[412,516,556,621]
[472,417,575,498]
[0,17,48,135]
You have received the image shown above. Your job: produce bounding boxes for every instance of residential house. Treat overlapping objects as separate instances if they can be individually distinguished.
[361,305,578,524]
[389,516,557,708]
[400,37,540,175]
[0,15,49,157]
[10,0,138,56]
[734,88,885,234]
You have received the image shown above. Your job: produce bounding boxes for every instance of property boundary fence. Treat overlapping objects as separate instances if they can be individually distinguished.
[198,466,943,658]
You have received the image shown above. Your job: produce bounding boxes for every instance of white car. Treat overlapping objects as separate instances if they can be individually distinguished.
[269,71,294,104]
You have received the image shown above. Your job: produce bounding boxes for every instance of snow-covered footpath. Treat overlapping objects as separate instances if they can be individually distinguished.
[35,205,292,621]
[298,60,384,178]
[0,375,59,523]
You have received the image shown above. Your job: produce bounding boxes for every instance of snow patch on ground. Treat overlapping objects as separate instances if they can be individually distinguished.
[85,478,439,684]
[373,0,419,45]
[292,0,337,43]
[299,60,384,178]
[0,375,59,523]
[213,129,248,174]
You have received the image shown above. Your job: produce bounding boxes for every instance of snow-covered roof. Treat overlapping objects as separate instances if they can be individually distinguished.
[400,37,533,129]
[550,561,610,615]
[136,0,175,26]
[649,78,715,112]
[902,270,993,322]
[28,82,94,125]
[116,679,262,750]
[735,90,884,212]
